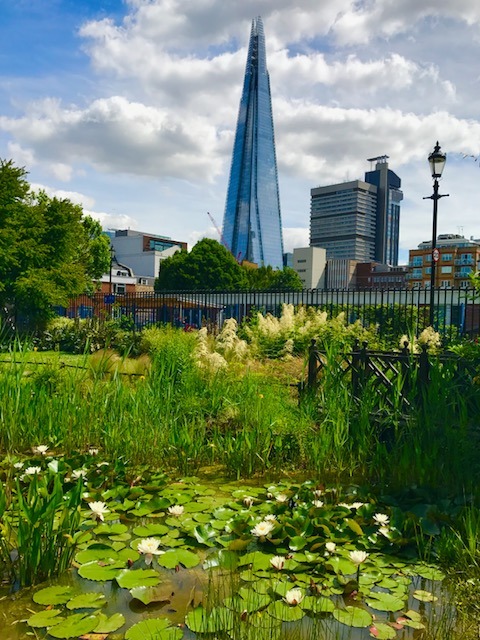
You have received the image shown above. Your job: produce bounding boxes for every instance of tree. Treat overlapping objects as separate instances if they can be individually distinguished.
[0,159,111,329]
[156,238,249,291]
[245,265,303,291]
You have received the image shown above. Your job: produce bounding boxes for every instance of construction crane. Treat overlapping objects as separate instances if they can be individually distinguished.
[206,212,242,264]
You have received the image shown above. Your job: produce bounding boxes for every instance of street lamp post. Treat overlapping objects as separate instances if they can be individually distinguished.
[423,142,448,328]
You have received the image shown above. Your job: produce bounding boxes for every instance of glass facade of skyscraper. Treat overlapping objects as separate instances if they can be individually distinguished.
[222,17,284,269]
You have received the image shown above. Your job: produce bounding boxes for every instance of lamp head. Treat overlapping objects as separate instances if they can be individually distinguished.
[428,141,446,179]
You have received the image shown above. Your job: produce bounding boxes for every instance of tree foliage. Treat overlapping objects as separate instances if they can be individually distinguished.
[155,238,303,291]
[0,159,111,329]
[156,238,249,291]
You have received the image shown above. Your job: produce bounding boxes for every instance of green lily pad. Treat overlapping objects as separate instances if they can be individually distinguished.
[94,523,128,535]
[366,591,405,612]
[78,560,125,581]
[125,618,183,640]
[267,600,305,622]
[46,613,99,638]
[369,622,396,639]
[333,606,373,628]
[289,536,307,551]
[116,568,161,589]
[133,523,169,537]
[413,589,438,602]
[27,609,64,627]
[301,596,335,613]
[33,586,75,605]
[130,584,174,605]
[327,556,357,575]
[237,587,271,612]
[94,612,126,633]
[186,606,234,633]
[75,545,118,565]
[203,550,239,571]
[412,564,445,581]
[345,518,364,536]
[66,592,106,609]
[158,549,200,569]
[193,524,217,546]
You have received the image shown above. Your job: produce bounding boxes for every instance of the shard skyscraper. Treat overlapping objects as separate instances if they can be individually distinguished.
[222,17,284,269]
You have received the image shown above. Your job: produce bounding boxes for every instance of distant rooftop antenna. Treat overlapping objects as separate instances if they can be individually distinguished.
[367,155,389,170]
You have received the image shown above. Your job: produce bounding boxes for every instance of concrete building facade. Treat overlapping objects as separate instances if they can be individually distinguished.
[292,247,327,289]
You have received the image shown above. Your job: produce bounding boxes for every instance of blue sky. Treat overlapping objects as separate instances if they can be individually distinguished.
[1,0,480,265]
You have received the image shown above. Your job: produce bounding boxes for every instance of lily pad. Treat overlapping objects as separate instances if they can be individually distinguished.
[193,524,217,546]
[366,591,405,612]
[46,613,99,638]
[27,609,64,628]
[132,524,169,537]
[289,536,307,551]
[125,618,183,640]
[78,560,125,581]
[413,589,438,602]
[157,549,200,569]
[301,596,335,613]
[33,586,75,605]
[203,550,239,571]
[369,622,397,639]
[66,593,106,610]
[412,564,445,581]
[116,568,161,589]
[327,556,357,575]
[130,584,174,605]
[267,600,305,622]
[93,523,128,535]
[94,612,126,633]
[75,546,118,565]
[186,606,234,633]
[333,606,373,628]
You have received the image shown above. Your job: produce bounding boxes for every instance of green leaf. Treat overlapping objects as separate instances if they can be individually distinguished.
[369,622,397,639]
[203,550,239,571]
[130,584,174,605]
[157,549,200,569]
[333,606,373,628]
[413,589,438,602]
[193,524,217,546]
[267,601,305,622]
[132,523,169,537]
[366,591,405,612]
[94,612,126,633]
[116,568,161,589]
[33,586,75,605]
[289,536,307,551]
[125,618,183,640]
[46,614,99,638]
[75,545,118,564]
[186,606,234,633]
[301,596,335,613]
[327,556,357,575]
[78,560,125,581]
[66,592,106,609]
[26,609,64,628]
[412,564,445,581]
[345,518,364,536]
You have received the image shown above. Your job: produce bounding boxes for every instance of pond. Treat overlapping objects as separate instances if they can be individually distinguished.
[0,467,453,640]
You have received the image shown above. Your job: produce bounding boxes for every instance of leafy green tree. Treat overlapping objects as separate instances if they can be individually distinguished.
[156,238,249,291]
[244,265,303,290]
[0,159,111,329]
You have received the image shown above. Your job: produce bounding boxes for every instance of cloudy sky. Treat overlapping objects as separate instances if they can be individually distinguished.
[1,0,480,263]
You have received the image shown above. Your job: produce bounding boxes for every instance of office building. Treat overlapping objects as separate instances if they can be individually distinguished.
[293,247,326,289]
[222,16,284,269]
[310,157,403,265]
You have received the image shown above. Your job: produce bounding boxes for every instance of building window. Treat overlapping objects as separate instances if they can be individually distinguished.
[297,259,306,263]
[412,256,423,266]
[441,253,452,261]
[460,280,470,288]
[424,281,431,289]
[441,266,452,274]
[424,267,432,275]
[297,269,306,273]
[440,280,451,288]
[412,268,422,278]
[114,283,126,294]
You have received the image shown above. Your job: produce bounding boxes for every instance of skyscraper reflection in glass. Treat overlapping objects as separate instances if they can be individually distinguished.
[222,16,284,269]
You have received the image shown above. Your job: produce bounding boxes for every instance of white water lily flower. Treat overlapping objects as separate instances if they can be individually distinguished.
[168,505,184,517]
[325,542,336,553]
[349,550,369,565]
[379,526,390,537]
[24,466,41,475]
[264,514,277,522]
[338,502,351,509]
[137,537,165,565]
[276,494,288,503]
[351,502,364,509]
[284,588,303,606]
[13,462,24,469]
[313,489,323,498]
[88,448,99,456]
[72,469,87,480]
[313,500,324,508]
[251,520,275,538]
[88,501,109,521]
[270,555,285,570]
[33,445,49,455]
[243,496,254,508]
[373,513,389,525]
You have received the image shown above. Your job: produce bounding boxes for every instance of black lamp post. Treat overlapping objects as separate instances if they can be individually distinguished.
[423,142,448,327]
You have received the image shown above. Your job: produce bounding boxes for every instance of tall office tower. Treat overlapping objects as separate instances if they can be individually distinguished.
[222,17,284,269]
[310,157,403,265]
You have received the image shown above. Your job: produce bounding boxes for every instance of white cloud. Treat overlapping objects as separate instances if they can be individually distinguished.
[283,227,310,253]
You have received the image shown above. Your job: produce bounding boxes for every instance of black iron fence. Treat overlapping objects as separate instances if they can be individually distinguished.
[59,287,480,339]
